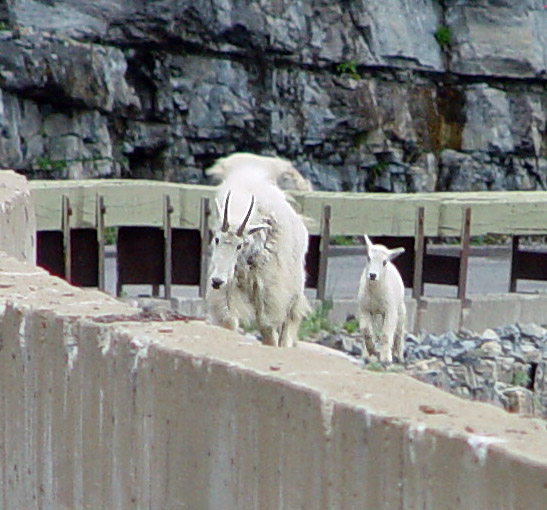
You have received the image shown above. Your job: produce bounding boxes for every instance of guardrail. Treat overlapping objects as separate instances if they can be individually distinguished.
[29,180,547,310]
[31,179,547,235]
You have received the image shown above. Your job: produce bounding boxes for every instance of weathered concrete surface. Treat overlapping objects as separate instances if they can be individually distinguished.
[1,253,547,509]
[0,170,35,263]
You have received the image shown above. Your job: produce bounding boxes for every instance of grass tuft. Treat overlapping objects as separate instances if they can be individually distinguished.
[299,301,334,340]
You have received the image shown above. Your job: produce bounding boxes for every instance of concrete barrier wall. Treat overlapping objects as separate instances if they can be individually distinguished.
[0,170,36,263]
[1,252,547,509]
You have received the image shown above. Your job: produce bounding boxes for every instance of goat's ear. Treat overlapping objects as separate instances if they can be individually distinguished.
[388,247,405,260]
[363,235,373,253]
[247,224,270,236]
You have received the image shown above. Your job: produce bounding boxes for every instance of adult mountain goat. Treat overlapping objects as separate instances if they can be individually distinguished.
[358,235,406,363]
[207,152,313,192]
[205,159,310,347]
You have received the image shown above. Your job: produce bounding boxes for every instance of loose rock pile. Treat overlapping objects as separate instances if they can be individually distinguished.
[315,323,547,418]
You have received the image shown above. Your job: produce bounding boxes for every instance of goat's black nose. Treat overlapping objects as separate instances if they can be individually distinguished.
[369,273,377,281]
[211,277,224,290]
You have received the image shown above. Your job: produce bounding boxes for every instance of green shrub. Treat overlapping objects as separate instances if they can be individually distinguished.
[511,370,530,388]
[434,25,452,51]
[104,227,117,246]
[299,301,334,340]
[35,156,67,173]
[368,160,388,179]
[330,235,358,246]
[343,318,359,334]
[336,60,359,79]
[366,361,384,372]
[469,234,509,246]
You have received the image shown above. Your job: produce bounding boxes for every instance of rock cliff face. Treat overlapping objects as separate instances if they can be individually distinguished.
[0,0,546,191]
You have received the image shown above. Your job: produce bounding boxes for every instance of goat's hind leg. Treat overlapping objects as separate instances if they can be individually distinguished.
[279,318,299,348]
[279,298,302,348]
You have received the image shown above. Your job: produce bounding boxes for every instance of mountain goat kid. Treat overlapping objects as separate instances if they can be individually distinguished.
[358,235,406,364]
[205,164,310,347]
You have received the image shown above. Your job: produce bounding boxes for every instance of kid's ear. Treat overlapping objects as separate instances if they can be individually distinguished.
[363,234,373,253]
[388,247,405,260]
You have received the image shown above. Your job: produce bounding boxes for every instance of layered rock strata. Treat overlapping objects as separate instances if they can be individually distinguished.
[0,1,546,191]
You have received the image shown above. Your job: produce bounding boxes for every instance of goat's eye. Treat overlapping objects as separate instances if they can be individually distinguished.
[382,259,387,266]
[214,237,219,245]
[236,244,242,250]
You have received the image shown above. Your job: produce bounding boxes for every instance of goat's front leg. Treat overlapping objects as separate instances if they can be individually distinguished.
[379,310,398,364]
[252,282,278,346]
[208,305,239,331]
[359,310,376,358]
[393,305,406,363]
[260,326,279,347]
[219,317,239,331]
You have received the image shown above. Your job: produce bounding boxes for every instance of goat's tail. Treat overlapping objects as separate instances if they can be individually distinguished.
[279,293,311,347]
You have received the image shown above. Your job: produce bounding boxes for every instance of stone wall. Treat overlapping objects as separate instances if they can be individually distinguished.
[1,1,546,191]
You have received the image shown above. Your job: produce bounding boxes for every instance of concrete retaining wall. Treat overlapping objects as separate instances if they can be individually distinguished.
[0,170,36,263]
[1,254,547,509]
[415,294,547,334]
[171,294,547,335]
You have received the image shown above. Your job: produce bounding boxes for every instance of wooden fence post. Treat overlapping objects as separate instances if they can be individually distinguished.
[316,205,331,302]
[62,195,72,283]
[164,194,173,300]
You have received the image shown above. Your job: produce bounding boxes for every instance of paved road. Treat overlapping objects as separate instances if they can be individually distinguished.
[104,245,547,300]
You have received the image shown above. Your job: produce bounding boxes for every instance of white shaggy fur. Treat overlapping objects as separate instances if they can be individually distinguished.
[207,152,313,192]
[357,235,406,363]
[205,157,310,347]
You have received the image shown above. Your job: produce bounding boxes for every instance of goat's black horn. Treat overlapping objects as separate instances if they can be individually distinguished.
[237,195,255,237]
[221,191,231,232]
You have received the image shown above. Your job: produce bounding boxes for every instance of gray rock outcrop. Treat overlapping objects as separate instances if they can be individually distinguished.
[0,0,546,190]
